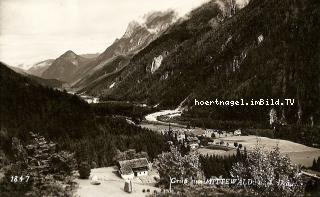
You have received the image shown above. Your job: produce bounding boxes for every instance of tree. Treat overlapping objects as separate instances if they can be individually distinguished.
[78,162,91,179]
[0,150,8,169]
[312,159,317,170]
[0,133,76,197]
[50,151,76,180]
[269,108,277,126]
[153,146,203,188]
[211,133,216,139]
[231,143,304,197]
[218,130,223,138]
[236,148,242,161]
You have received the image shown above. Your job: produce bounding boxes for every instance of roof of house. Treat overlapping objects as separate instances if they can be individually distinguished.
[186,136,199,142]
[118,158,149,175]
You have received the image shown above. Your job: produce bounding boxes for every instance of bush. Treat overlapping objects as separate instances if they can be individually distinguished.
[231,144,304,197]
[0,134,76,197]
[78,162,91,179]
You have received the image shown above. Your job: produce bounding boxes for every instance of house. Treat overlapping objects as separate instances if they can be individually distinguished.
[118,158,150,180]
[165,129,186,142]
[80,95,100,104]
[233,129,242,136]
[174,130,186,142]
[203,129,214,138]
[185,136,200,149]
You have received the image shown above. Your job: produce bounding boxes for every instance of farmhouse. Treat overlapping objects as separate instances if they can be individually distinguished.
[174,130,186,142]
[165,129,186,142]
[118,158,150,179]
[185,136,200,149]
[233,129,242,136]
[203,129,214,138]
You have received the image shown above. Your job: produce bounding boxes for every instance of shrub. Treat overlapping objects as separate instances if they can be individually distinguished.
[231,144,304,197]
[78,162,91,179]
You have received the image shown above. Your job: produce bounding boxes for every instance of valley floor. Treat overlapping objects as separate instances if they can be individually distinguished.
[142,110,320,167]
[198,135,320,167]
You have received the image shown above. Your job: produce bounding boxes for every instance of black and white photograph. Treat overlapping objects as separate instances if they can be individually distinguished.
[0,0,319,196]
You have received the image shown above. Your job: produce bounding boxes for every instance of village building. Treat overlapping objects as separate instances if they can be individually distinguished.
[203,129,214,138]
[233,129,242,136]
[163,128,187,142]
[80,95,100,104]
[118,158,150,180]
[184,136,200,149]
[174,130,186,142]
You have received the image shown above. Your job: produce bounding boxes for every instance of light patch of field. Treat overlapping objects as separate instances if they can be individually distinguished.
[140,122,185,132]
[198,135,320,167]
[198,148,236,157]
[76,167,159,197]
[220,135,318,152]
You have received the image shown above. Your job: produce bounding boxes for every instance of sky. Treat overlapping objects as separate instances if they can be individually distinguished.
[0,0,210,69]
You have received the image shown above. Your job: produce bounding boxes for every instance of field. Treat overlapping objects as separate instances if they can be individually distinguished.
[76,167,160,197]
[198,135,320,167]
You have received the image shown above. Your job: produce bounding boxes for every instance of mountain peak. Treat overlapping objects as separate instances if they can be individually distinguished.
[61,50,77,59]
[123,21,142,38]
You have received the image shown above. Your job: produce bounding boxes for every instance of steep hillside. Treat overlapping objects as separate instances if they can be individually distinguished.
[74,55,131,94]
[0,62,167,165]
[71,10,177,90]
[81,0,232,98]
[42,50,90,82]
[6,63,63,88]
[92,0,319,126]
[0,62,96,140]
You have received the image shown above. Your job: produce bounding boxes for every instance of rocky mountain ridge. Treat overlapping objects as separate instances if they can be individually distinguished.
[81,0,319,126]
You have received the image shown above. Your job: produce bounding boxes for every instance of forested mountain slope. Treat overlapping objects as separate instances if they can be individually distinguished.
[0,63,167,166]
[89,0,319,126]
[71,10,177,89]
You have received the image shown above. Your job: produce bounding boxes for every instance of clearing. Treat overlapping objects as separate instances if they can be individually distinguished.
[198,135,320,167]
[76,167,159,197]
